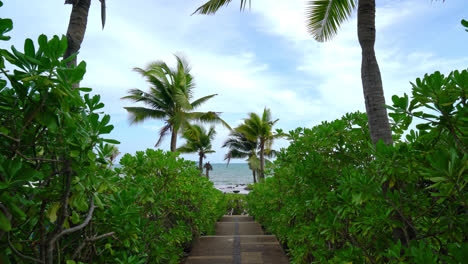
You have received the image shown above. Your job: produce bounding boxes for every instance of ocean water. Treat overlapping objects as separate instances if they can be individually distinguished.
[208,163,253,185]
[207,163,253,194]
[115,162,253,193]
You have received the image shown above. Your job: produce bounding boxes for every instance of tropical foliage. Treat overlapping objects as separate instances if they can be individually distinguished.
[236,108,281,181]
[247,69,468,263]
[0,21,225,263]
[223,130,260,183]
[122,54,229,151]
[177,124,216,173]
[101,149,226,263]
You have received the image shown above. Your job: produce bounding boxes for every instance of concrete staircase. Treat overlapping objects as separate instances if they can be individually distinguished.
[184,215,289,264]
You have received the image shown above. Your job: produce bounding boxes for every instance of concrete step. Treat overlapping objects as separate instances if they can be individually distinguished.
[184,215,289,264]
[220,215,254,222]
[185,235,289,264]
[189,235,279,256]
[215,222,264,236]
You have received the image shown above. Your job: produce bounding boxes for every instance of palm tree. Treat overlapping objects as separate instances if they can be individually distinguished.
[204,161,213,178]
[177,124,216,173]
[193,0,393,146]
[122,54,230,152]
[223,130,260,183]
[64,0,106,67]
[236,108,280,181]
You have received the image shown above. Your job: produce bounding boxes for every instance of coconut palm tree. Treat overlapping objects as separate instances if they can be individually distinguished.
[236,108,280,181]
[204,162,213,178]
[177,124,216,173]
[122,55,229,152]
[223,130,260,183]
[64,0,106,67]
[193,0,393,146]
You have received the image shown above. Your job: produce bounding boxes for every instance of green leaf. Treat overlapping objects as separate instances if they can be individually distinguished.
[428,177,447,183]
[77,87,92,92]
[87,151,96,161]
[0,18,13,41]
[46,202,60,223]
[102,139,120,144]
[100,125,114,134]
[0,211,11,231]
[70,150,80,158]
[462,19,468,32]
[94,193,104,209]
[71,211,80,224]
[24,38,35,58]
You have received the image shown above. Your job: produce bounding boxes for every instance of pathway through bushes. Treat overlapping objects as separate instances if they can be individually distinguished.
[184,215,289,264]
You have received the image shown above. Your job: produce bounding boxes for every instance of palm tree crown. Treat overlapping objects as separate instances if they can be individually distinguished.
[223,130,260,183]
[122,54,229,151]
[235,108,280,181]
[177,124,216,173]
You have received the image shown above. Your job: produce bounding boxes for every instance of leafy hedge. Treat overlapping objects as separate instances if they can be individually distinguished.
[0,20,225,263]
[96,149,226,263]
[247,70,467,263]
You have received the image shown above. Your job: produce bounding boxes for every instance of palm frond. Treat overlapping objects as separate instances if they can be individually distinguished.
[176,144,197,153]
[155,124,171,147]
[188,111,231,130]
[123,107,167,124]
[192,0,251,15]
[100,0,106,29]
[306,0,356,42]
[191,94,217,109]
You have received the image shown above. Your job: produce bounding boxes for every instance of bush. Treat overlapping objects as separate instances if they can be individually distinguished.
[225,193,247,215]
[247,70,467,263]
[93,149,226,263]
[0,24,225,263]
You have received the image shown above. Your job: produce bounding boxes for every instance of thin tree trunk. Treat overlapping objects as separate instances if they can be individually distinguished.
[259,142,265,181]
[64,0,91,67]
[252,169,257,183]
[198,152,203,174]
[170,127,177,152]
[357,0,393,146]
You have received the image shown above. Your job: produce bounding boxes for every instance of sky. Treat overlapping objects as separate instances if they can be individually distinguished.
[3,0,468,163]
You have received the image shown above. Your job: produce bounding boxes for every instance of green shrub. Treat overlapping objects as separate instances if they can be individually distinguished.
[225,193,247,215]
[93,149,226,263]
[247,70,467,263]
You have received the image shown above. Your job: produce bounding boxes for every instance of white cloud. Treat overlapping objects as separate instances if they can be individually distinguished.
[5,0,468,163]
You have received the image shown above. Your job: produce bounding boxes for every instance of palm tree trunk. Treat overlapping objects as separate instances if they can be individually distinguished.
[198,152,203,174]
[259,142,265,181]
[358,0,413,247]
[170,127,177,152]
[252,169,257,183]
[357,0,393,146]
[64,0,91,67]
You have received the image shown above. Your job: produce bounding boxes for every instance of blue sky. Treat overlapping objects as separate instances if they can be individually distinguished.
[3,0,468,163]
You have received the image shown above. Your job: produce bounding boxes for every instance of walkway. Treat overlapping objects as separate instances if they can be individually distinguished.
[184,215,289,264]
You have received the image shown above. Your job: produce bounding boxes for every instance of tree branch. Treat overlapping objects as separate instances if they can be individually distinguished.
[0,132,20,142]
[8,233,44,263]
[71,232,115,259]
[47,198,95,264]
[15,150,64,163]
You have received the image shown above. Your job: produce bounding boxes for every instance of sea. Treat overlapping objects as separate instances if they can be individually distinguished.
[208,163,252,194]
[114,162,253,194]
